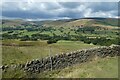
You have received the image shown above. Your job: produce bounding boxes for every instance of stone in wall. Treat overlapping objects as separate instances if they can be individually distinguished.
[23,45,120,73]
[2,45,120,74]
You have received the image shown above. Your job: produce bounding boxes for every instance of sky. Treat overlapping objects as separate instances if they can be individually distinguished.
[1,0,119,21]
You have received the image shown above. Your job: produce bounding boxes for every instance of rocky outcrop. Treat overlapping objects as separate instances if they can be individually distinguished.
[23,45,120,73]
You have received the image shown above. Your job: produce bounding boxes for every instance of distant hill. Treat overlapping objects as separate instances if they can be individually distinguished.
[2,18,119,29]
[2,19,36,27]
[40,18,119,29]
[2,19,25,26]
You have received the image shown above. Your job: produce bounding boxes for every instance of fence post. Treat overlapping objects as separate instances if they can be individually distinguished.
[49,47,52,71]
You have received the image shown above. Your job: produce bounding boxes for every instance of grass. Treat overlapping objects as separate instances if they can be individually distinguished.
[2,40,97,65]
[1,18,119,78]
[2,56,118,78]
[37,56,118,78]
[21,31,38,36]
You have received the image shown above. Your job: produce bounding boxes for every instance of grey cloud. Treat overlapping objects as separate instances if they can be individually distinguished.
[57,9,84,18]
[42,2,61,10]
[59,2,82,9]
[2,10,56,19]
[87,2,118,12]
[2,2,118,20]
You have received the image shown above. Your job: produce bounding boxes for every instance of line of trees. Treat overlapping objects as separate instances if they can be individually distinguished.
[3,32,120,46]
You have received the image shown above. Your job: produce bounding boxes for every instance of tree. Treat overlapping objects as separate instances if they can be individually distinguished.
[20,35,30,41]
[47,39,58,44]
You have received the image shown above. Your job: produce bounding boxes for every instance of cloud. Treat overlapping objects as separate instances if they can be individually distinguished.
[59,2,82,9]
[2,0,120,2]
[86,2,118,12]
[84,10,118,18]
[2,2,118,20]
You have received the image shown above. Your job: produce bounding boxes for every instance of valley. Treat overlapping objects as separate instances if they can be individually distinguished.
[1,18,119,78]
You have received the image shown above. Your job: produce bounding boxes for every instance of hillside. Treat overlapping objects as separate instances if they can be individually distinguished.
[2,57,118,78]
[1,18,119,78]
[2,18,119,29]
[2,45,119,78]
[2,19,25,26]
[38,57,118,78]
[39,18,119,29]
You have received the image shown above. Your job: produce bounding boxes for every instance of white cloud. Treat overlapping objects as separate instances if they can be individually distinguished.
[2,0,120,2]
[1,2,118,20]
[84,10,118,18]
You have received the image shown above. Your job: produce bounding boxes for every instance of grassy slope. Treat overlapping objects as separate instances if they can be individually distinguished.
[2,18,119,39]
[2,19,25,27]
[2,57,118,78]
[2,18,118,28]
[41,18,118,29]
[37,57,118,78]
[60,19,93,27]
[2,40,97,65]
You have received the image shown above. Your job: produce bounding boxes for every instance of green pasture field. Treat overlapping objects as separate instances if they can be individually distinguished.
[2,40,97,65]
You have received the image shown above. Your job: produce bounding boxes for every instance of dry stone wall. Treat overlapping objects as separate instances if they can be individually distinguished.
[23,45,120,73]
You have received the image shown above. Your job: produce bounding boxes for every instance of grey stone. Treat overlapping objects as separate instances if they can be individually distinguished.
[3,45,120,73]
